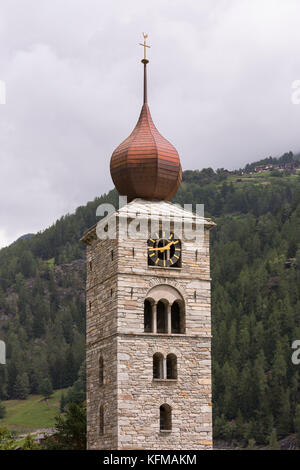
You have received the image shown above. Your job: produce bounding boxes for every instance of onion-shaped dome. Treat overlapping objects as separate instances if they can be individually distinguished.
[110,55,182,201]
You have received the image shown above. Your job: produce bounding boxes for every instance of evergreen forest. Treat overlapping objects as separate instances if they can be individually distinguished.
[0,153,300,447]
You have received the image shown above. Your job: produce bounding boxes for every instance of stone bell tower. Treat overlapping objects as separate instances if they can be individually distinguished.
[81,35,215,450]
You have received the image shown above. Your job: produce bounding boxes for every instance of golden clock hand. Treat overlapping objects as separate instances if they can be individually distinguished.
[162,240,176,251]
[148,246,165,252]
[162,241,173,251]
[148,241,176,252]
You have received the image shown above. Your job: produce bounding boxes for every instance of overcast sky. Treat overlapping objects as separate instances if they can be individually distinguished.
[0,0,300,247]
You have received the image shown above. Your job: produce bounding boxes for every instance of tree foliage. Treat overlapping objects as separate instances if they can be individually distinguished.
[42,403,86,450]
[0,162,300,446]
[40,378,53,400]
[0,427,16,450]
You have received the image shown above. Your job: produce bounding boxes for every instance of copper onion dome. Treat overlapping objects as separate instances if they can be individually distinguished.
[110,36,182,201]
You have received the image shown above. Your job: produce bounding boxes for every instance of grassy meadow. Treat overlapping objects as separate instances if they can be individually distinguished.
[0,389,67,433]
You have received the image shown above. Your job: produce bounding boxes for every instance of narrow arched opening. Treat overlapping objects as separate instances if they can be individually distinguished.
[157,301,167,333]
[166,354,177,379]
[99,405,104,436]
[160,404,172,431]
[153,353,164,379]
[144,299,152,333]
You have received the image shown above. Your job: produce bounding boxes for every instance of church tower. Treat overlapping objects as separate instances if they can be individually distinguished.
[81,35,215,450]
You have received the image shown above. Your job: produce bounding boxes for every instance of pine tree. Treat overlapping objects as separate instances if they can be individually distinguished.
[64,349,76,387]
[247,438,256,450]
[268,429,280,450]
[294,405,300,449]
[43,403,86,450]
[277,389,292,436]
[60,392,66,413]
[40,378,53,400]
[13,373,29,400]
[18,250,36,278]
[0,401,6,419]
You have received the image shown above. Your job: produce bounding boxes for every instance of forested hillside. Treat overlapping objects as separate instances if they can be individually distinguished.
[0,157,300,446]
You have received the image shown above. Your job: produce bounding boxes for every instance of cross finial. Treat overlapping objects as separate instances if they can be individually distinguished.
[139,32,151,63]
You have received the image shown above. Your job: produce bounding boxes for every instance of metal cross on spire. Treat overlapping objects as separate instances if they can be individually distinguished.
[139,33,151,104]
[139,32,151,63]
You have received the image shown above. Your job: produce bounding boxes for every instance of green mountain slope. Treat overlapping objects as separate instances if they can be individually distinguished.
[0,162,300,446]
[1,389,66,433]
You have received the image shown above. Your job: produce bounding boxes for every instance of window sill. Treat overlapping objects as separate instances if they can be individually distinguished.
[144,332,186,336]
[160,430,172,434]
[153,379,177,383]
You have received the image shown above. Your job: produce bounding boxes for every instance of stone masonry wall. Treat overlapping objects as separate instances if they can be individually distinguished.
[86,336,118,449]
[117,334,212,450]
[86,237,119,449]
[84,213,213,449]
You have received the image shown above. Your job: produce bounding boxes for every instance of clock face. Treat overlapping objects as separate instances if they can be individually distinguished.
[147,231,181,268]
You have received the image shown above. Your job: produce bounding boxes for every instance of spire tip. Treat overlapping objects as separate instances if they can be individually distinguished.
[139,32,151,62]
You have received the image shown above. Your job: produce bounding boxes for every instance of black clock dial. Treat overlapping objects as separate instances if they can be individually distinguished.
[147,231,181,268]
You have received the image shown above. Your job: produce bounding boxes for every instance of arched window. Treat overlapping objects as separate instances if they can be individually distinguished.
[144,299,152,333]
[99,405,104,436]
[160,404,172,431]
[99,354,104,385]
[145,285,185,335]
[153,353,164,379]
[166,354,177,379]
[171,301,181,333]
[157,301,167,333]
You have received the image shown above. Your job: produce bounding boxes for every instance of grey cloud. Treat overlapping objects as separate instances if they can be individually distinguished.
[0,0,300,246]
